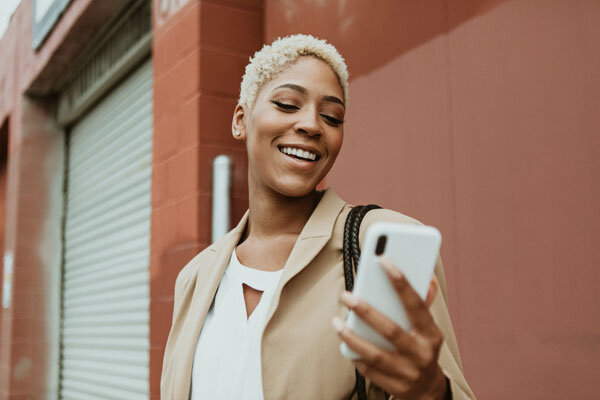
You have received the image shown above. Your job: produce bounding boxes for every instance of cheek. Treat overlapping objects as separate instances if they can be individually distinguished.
[249,111,285,144]
[246,139,269,167]
[328,131,344,158]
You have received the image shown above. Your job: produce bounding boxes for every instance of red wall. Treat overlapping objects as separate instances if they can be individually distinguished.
[266,0,600,398]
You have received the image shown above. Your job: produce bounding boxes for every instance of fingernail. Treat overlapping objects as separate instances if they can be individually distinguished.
[341,291,359,308]
[379,256,402,279]
[331,316,345,333]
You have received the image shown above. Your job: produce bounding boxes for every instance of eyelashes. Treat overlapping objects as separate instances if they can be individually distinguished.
[270,100,344,126]
[271,100,299,110]
[321,114,344,125]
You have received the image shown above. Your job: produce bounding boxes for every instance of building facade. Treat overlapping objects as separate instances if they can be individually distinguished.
[0,0,258,398]
[0,0,599,399]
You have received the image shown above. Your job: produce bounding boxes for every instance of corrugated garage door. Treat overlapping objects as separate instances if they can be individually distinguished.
[60,60,153,400]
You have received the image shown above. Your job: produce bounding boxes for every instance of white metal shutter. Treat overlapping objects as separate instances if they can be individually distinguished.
[60,60,153,400]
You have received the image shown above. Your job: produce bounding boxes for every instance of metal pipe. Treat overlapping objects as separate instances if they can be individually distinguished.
[212,155,232,243]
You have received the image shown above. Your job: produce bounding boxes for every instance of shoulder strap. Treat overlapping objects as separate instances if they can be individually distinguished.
[343,204,381,400]
[343,204,381,291]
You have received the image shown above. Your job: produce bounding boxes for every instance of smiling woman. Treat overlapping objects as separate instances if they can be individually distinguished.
[161,34,475,400]
[233,56,345,198]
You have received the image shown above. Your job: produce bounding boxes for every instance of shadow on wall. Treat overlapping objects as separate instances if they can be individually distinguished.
[269,0,507,80]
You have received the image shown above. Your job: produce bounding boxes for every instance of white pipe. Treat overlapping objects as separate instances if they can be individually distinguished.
[212,155,232,243]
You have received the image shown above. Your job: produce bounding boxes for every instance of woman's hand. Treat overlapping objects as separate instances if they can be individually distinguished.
[332,257,449,400]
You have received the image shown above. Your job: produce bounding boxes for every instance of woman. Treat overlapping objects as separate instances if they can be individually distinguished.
[161,34,475,400]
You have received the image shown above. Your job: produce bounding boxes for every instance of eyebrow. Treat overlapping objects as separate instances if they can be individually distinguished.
[272,83,345,109]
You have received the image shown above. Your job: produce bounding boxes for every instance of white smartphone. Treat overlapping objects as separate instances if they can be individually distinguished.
[340,222,442,359]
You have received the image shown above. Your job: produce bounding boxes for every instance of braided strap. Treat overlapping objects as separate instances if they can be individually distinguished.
[343,204,381,400]
[343,204,381,291]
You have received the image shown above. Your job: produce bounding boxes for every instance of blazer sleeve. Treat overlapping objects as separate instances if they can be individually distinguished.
[358,209,476,400]
[160,257,200,398]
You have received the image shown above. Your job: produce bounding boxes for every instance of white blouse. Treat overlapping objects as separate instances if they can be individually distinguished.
[190,249,283,400]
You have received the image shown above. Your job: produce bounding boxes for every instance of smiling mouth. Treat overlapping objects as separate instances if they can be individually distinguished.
[278,146,321,162]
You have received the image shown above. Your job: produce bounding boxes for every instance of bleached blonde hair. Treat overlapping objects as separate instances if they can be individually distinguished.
[238,34,349,108]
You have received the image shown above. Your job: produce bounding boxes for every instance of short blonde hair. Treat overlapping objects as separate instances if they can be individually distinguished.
[239,34,349,108]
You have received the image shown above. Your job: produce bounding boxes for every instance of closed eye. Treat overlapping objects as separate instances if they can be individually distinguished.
[271,100,299,110]
[321,114,344,126]
[272,100,343,125]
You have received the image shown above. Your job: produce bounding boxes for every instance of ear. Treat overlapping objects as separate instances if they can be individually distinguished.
[231,104,247,141]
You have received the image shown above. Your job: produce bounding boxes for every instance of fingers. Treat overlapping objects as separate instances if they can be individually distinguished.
[332,316,395,367]
[336,260,447,399]
[340,291,418,358]
[425,278,439,308]
[354,360,449,400]
[353,360,412,396]
[331,316,417,377]
[379,257,437,337]
[334,285,447,399]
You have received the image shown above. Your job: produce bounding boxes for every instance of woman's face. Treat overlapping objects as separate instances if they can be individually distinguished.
[233,56,346,198]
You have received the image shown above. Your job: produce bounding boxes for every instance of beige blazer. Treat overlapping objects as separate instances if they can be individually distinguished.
[161,188,476,399]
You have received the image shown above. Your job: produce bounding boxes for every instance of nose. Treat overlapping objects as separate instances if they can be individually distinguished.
[294,108,322,137]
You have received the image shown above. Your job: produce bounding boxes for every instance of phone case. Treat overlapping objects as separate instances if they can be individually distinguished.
[340,222,441,359]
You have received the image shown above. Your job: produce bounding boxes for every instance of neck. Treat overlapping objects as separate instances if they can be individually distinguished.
[243,184,322,241]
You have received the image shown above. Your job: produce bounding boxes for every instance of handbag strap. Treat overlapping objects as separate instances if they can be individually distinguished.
[343,204,381,400]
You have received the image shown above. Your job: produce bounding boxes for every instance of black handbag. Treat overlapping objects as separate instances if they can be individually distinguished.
[343,204,381,400]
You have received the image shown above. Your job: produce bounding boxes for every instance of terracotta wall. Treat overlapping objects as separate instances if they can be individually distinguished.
[266,0,600,399]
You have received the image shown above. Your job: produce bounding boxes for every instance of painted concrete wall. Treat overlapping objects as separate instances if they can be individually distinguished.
[266,0,600,398]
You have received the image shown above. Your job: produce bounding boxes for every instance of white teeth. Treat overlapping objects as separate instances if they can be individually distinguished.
[280,146,317,161]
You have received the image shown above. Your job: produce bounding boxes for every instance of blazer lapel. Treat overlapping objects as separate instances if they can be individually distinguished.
[172,212,248,400]
[168,189,347,399]
[266,188,347,322]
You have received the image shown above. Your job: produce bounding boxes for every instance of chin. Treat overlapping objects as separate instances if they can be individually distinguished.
[273,179,319,198]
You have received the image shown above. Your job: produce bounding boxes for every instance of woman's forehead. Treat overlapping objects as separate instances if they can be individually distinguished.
[260,57,344,100]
